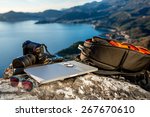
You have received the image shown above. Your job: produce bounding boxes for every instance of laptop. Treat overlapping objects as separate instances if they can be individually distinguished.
[24,60,98,84]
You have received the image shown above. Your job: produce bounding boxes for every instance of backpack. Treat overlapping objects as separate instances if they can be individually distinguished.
[78,36,150,91]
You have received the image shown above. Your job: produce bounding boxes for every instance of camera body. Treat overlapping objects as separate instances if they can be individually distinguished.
[12,40,52,68]
[23,40,44,57]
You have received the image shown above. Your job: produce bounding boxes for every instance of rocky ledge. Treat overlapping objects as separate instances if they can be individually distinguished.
[1,73,150,100]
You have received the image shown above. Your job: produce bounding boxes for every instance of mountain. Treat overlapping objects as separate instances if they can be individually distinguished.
[0,11,41,22]
[58,0,150,21]
[37,10,63,21]
[0,0,149,39]
[56,41,84,57]
[0,9,62,22]
[55,1,111,22]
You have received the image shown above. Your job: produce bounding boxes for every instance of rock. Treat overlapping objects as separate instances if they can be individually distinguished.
[1,73,150,100]
[31,74,150,100]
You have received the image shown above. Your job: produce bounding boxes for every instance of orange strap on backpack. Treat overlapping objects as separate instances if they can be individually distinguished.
[109,40,150,55]
[121,43,139,51]
[136,46,150,55]
[109,41,128,49]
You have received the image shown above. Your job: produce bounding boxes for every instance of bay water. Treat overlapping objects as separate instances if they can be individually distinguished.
[0,21,108,77]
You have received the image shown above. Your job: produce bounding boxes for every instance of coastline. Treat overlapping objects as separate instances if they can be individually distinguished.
[35,20,133,43]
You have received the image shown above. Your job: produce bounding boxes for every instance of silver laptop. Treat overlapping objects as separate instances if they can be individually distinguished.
[24,61,98,84]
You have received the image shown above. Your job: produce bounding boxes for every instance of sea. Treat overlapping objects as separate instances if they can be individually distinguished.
[0,20,109,77]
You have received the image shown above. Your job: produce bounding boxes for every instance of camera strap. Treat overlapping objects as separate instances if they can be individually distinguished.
[42,44,54,58]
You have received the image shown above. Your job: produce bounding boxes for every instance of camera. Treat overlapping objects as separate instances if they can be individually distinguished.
[12,54,36,68]
[23,40,44,57]
[12,40,53,68]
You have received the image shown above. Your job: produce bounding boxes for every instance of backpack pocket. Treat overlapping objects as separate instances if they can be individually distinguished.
[122,50,150,72]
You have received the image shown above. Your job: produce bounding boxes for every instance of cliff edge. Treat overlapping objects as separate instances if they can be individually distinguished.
[1,74,150,100]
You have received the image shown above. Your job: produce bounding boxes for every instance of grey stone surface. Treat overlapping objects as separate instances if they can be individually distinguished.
[1,74,150,100]
[32,74,150,100]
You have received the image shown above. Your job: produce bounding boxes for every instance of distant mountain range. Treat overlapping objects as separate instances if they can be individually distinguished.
[0,10,63,22]
[0,0,150,39]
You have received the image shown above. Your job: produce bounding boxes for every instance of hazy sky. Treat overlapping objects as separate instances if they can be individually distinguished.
[0,0,102,13]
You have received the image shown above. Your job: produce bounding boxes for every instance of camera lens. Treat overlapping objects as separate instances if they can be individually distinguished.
[27,54,36,65]
[12,54,36,68]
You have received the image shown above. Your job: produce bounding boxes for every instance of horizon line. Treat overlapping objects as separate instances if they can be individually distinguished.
[0,0,102,14]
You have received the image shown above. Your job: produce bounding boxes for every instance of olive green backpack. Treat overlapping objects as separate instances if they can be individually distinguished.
[78,36,150,91]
